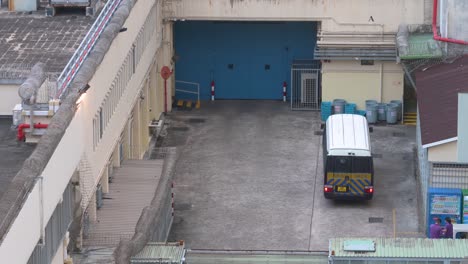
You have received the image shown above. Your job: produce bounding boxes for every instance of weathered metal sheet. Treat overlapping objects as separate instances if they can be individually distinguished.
[458,93,468,162]
[330,238,468,260]
[131,242,185,264]
[416,56,468,146]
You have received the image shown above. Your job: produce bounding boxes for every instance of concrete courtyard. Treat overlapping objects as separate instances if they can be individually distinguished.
[165,101,420,251]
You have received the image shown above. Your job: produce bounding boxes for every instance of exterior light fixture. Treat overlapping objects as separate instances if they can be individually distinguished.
[78,84,91,95]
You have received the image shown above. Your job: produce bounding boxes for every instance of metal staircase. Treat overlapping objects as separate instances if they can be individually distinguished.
[403,112,417,126]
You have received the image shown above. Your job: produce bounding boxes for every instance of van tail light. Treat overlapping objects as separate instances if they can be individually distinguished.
[324,185,334,193]
[364,186,374,193]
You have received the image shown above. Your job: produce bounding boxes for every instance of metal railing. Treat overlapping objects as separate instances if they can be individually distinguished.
[430,162,468,189]
[175,80,200,105]
[55,0,123,99]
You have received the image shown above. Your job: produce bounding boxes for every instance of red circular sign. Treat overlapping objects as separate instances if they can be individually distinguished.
[161,66,172,80]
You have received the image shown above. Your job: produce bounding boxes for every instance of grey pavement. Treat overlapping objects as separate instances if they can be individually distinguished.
[165,101,420,251]
[0,117,36,199]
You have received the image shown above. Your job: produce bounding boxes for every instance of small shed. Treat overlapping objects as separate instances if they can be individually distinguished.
[130,242,186,264]
[329,238,468,264]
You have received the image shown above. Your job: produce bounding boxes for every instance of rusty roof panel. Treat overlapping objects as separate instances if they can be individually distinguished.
[416,55,468,146]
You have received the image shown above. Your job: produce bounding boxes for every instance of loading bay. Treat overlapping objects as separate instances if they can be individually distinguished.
[164,101,420,251]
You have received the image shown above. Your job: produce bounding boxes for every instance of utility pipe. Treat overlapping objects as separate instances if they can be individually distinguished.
[433,0,468,45]
[17,123,48,141]
[164,78,168,113]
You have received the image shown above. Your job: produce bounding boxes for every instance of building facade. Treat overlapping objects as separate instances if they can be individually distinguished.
[0,0,433,263]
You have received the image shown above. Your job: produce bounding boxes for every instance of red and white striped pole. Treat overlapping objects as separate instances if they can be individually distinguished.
[282,81,287,102]
[211,81,215,101]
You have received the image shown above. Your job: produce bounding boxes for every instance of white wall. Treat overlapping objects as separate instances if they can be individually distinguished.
[0,84,21,115]
[166,0,426,32]
[0,0,169,261]
[440,0,468,41]
[428,141,458,162]
[458,93,468,162]
[0,185,41,264]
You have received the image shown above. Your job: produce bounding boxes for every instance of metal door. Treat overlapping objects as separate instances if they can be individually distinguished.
[291,61,321,110]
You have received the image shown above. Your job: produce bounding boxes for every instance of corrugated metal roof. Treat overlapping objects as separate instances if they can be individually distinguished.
[186,250,329,264]
[416,55,468,146]
[330,238,468,259]
[400,34,443,60]
[131,242,185,264]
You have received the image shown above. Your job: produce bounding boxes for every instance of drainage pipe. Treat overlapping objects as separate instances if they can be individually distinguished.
[432,0,468,45]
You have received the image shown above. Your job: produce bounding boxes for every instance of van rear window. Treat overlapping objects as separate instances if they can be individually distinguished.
[327,156,372,173]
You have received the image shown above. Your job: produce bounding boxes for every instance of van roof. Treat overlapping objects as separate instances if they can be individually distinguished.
[326,114,371,156]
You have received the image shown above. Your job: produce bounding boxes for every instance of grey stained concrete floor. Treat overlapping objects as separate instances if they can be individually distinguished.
[166,101,421,251]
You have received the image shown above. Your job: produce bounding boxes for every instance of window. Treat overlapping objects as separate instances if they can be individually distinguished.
[334,156,351,173]
[99,107,103,139]
[353,157,372,173]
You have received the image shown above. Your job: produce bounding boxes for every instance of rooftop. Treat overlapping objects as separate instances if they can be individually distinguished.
[0,118,36,200]
[0,9,95,82]
[416,55,468,146]
[330,237,468,259]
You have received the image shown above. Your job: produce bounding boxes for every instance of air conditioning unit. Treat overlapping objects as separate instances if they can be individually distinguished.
[148,119,164,137]
[301,73,318,104]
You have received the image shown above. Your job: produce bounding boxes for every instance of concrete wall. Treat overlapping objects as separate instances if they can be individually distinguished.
[0,185,42,264]
[322,61,403,110]
[0,84,20,116]
[428,141,458,162]
[440,0,468,41]
[9,0,36,12]
[50,239,66,264]
[458,93,468,162]
[166,0,426,32]
[114,148,177,264]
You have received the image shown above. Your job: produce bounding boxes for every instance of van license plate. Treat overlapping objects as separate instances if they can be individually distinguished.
[337,186,347,192]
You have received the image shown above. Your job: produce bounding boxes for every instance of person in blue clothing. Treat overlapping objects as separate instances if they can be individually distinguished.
[430,217,443,239]
[444,217,453,238]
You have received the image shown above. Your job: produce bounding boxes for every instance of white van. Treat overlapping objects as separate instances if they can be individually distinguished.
[322,114,374,200]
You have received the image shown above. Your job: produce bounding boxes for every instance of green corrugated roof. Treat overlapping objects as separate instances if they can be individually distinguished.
[131,242,185,263]
[399,33,443,60]
[330,238,468,259]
